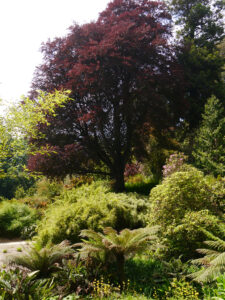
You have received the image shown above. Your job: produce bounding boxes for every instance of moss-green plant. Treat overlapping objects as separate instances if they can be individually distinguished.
[36,182,149,246]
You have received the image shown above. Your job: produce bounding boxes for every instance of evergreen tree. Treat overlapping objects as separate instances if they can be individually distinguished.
[193,95,225,176]
[169,0,224,48]
[168,0,225,129]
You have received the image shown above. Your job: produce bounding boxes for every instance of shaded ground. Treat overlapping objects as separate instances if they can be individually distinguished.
[0,240,30,265]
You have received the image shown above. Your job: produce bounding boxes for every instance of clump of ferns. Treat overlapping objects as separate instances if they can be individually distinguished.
[7,240,75,278]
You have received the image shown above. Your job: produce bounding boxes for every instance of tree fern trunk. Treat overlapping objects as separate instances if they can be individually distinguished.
[117,254,126,288]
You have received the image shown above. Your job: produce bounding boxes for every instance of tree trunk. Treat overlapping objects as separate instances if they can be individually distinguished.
[117,254,126,289]
[113,167,125,192]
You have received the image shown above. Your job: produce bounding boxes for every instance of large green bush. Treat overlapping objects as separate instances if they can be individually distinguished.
[36,182,149,246]
[148,166,225,259]
[149,166,212,228]
[0,201,38,238]
[165,210,225,259]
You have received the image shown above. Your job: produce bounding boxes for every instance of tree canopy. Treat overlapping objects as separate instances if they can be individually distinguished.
[168,0,225,129]
[29,0,185,191]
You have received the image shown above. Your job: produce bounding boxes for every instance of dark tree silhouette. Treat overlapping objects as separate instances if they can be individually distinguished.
[29,0,185,191]
[168,0,225,129]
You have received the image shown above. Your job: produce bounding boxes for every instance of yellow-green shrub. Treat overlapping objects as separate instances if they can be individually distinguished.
[36,182,149,246]
[149,166,211,228]
[148,166,225,259]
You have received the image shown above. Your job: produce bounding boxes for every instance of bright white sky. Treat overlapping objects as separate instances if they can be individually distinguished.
[0,0,110,107]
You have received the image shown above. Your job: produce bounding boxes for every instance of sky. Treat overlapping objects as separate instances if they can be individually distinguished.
[0,0,110,107]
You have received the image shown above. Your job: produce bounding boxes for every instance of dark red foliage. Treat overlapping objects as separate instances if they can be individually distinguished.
[30,0,185,191]
[27,144,97,178]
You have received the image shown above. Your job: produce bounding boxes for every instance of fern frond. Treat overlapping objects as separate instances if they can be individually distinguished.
[192,233,225,282]
[204,239,225,251]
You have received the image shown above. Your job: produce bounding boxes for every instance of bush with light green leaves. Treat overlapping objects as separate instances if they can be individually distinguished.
[148,166,225,259]
[36,181,149,246]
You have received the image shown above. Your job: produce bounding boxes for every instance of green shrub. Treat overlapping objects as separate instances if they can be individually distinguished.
[149,166,211,228]
[35,177,63,200]
[165,210,225,259]
[125,257,168,296]
[36,182,149,246]
[148,166,225,259]
[0,201,38,238]
[18,177,64,211]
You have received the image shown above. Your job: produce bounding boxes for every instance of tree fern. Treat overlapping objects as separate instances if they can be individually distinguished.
[76,226,158,285]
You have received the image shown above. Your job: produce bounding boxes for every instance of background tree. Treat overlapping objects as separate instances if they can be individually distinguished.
[0,91,70,198]
[168,0,225,129]
[29,0,185,191]
[192,96,225,177]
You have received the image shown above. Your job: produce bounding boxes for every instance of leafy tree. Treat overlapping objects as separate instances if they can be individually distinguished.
[218,37,225,82]
[0,101,33,198]
[168,0,225,129]
[193,96,225,176]
[0,91,69,198]
[76,226,158,285]
[168,0,224,47]
[29,0,185,191]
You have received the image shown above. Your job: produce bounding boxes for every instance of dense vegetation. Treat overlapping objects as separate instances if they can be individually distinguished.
[0,0,225,298]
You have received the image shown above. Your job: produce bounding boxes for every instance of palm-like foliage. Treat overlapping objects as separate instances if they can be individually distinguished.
[8,240,75,278]
[76,226,158,285]
[191,231,225,282]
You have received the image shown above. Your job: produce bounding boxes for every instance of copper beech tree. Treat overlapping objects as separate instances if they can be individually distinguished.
[28,0,185,192]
